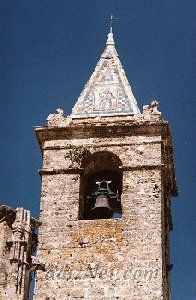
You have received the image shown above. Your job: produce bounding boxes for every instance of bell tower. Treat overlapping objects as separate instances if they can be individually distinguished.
[34,29,177,300]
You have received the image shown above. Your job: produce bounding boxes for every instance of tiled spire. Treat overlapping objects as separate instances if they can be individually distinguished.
[71,30,140,117]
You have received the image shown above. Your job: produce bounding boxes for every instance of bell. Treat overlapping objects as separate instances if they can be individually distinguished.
[91,194,113,219]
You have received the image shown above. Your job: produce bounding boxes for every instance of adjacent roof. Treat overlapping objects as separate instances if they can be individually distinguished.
[71,29,140,117]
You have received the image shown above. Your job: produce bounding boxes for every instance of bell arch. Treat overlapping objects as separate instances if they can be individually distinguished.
[79,151,123,220]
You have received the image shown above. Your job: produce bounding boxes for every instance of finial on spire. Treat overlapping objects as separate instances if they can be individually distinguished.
[106,14,119,45]
[110,14,114,33]
[106,14,119,34]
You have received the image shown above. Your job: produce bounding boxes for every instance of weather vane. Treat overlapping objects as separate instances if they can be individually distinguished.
[106,14,119,33]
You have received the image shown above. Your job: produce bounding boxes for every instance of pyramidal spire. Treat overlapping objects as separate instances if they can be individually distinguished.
[71,29,140,117]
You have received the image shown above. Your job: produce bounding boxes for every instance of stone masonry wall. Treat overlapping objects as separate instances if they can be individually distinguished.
[34,130,169,300]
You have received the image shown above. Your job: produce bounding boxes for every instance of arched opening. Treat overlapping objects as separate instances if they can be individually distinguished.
[79,151,123,220]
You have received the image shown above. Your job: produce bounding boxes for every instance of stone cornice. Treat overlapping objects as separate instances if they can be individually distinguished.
[42,139,162,151]
[35,119,168,147]
[39,164,164,176]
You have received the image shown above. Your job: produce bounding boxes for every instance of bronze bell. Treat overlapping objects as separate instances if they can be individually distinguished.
[91,194,113,219]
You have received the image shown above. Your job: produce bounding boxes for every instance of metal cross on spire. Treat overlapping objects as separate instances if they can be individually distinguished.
[106,14,119,33]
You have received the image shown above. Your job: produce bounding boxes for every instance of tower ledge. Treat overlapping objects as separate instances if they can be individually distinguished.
[44,99,161,128]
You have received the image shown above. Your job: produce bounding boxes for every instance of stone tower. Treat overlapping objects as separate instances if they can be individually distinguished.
[34,29,177,300]
[0,205,40,300]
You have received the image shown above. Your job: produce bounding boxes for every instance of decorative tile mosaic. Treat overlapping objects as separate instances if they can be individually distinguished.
[71,35,140,117]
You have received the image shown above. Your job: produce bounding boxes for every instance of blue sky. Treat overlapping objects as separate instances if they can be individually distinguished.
[0,1,195,299]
